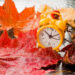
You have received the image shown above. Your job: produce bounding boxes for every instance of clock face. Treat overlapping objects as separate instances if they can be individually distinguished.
[39,27,61,48]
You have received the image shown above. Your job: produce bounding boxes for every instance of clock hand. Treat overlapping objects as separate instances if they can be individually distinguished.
[44,31,53,38]
[44,31,50,36]
[52,37,60,40]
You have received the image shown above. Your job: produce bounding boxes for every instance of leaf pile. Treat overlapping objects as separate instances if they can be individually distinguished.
[0,29,61,75]
[0,0,62,75]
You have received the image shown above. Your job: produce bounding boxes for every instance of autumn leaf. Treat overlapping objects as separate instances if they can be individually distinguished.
[0,28,37,56]
[0,47,61,75]
[61,41,75,64]
[0,0,40,36]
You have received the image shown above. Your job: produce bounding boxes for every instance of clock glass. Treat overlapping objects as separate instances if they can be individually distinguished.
[39,27,61,48]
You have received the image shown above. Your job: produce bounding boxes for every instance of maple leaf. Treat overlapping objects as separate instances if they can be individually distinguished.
[0,47,61,75]
[61,41,75,64]
[0,59,50,75]
[0,28,37,56]
[0,0,40,36]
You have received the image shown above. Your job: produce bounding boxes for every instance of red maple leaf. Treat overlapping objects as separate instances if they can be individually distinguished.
[0,28,37,56]
[0,47,61,75]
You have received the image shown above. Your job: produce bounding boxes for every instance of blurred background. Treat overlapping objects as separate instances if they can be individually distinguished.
[0,0,75,12]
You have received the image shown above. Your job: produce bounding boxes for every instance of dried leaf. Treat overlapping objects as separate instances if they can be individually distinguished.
[61,41,75,64]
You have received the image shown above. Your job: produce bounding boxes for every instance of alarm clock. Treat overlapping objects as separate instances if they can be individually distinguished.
[37,25,64,51]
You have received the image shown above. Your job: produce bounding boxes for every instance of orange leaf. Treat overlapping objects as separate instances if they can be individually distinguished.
[0,0,40,36]
[3,0,19,23]
[19,6,35,21]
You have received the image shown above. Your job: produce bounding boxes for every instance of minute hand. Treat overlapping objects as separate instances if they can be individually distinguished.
[44,31,50,36]
[44,31,52,38]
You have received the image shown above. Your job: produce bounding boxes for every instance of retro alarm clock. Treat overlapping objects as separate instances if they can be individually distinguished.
[37,25,65,51]
[37,7,67,51]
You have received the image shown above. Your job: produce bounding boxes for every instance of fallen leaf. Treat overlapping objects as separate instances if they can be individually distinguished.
[0,0,40,36]
[0,47,61,75]
[61,41,75,64]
